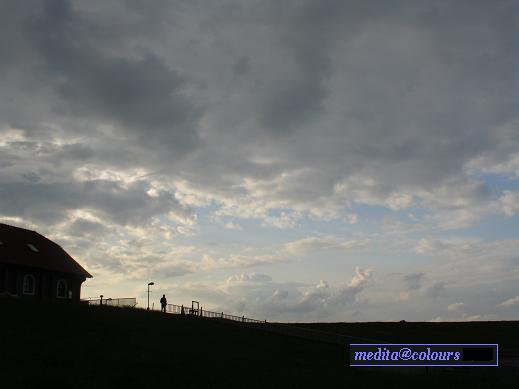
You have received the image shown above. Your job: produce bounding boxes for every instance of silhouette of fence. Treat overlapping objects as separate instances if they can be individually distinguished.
[166,304,265,324]
[166,303,375,345]
[81,297,377,346]
[85,297,137,307]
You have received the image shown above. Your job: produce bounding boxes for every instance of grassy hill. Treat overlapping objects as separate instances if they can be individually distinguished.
[293,321,519,356]
[1,299,517,388]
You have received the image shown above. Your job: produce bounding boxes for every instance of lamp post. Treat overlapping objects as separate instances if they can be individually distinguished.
[147,282,154,310]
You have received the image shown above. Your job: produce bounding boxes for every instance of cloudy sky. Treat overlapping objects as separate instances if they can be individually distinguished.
[1,0,518,322]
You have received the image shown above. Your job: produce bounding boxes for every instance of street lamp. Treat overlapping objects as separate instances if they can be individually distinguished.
[147,282,154,310]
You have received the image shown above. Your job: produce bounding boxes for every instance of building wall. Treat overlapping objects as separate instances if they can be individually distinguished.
[0,263,86,302]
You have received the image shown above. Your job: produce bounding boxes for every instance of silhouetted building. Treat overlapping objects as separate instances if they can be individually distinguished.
[0,223,92,302]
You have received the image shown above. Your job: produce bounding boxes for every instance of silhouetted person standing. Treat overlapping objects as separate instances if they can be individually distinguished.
[160,294,167,312]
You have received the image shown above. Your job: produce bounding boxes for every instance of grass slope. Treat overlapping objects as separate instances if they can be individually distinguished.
[1,299,517,388]
[294,321,519,356]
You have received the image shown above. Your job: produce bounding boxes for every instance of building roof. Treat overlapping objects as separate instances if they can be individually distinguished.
[0,223,92,278]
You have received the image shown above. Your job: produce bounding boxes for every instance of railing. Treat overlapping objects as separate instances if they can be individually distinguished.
[84,297,137,307]
[80,298,372,346]
[166,304,265,324]
[166,304,369,345]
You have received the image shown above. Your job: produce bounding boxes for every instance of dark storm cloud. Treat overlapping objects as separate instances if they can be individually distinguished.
[257,1,342,135]
[232,56,251,77]
[1,0,519,230]
[0,180,189,226]
[8,0,201,153]
[403,272,424,291]
[68,218,109,237]
[159,0,519,207]
[0,2,28,73]
[55,143,95,161]
[252,1,397,136]
[425,281,448,299]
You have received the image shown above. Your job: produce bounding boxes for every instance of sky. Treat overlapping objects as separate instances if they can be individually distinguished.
[1,0,518,322]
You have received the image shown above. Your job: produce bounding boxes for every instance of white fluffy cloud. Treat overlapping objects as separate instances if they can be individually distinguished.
[447,302,464,312]
[498,296,519,308]
[284,235,368,255]
[500,191,519,217]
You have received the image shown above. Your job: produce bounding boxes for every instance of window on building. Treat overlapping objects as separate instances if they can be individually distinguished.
[27,243,39,252]
[23,274,35,295]
[56,279,67,298]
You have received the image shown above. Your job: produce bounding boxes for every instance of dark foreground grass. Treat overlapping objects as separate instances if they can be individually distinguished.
[0,299,517,388]
[294,321,519,356]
